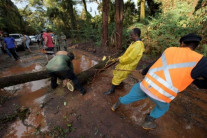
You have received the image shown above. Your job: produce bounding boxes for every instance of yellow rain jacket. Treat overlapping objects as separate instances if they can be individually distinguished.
[112,40,145,85]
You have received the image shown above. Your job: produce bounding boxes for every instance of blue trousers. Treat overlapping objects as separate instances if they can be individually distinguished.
[6,48,12,57]
[119,82,170,119]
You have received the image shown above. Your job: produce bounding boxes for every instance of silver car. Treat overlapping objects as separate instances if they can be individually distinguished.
[29,35,37,43]
[9,34,25,50]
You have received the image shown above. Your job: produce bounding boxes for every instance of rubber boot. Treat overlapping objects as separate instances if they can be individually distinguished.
[117,82,124,89]
[111,99,121,111]
[142,115,157,130]
[104,85,116,95]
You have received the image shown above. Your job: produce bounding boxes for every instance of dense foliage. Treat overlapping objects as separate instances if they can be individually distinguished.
[0,0,25,33]
[131,0,207,56]
[1,0,206,56]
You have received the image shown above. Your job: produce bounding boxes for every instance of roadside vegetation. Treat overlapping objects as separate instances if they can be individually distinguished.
[1,0,206,56]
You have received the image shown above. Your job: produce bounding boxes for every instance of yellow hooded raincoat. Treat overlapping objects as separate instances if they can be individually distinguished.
[112,40,145,85]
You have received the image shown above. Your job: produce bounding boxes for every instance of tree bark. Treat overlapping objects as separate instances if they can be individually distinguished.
[67,0,77,30]
[102,0,109,47]
[82,0,88,13]
[0,56,120,88]
[115,0,123,49]
[140,0,145,20]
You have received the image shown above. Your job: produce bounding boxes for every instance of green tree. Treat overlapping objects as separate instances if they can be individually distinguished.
[0,0,26,33]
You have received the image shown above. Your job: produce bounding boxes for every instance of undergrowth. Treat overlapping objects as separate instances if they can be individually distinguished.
[131,1,207,56]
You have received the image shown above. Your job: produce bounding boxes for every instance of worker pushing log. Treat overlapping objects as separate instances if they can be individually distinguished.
[111,33,207,130]
[45,51,86,95]
[1,32,207,131]
[104,28,145,95]
[0,52,119,89]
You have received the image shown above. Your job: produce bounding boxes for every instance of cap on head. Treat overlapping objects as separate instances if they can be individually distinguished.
[179,33,202,43]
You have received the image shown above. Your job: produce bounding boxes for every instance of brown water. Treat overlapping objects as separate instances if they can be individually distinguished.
[72,50,98,74]
[1,50,98,137]
[4,80,49,137]
[1,63,43,77]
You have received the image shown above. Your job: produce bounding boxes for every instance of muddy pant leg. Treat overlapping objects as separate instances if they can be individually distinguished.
[49,72,58,89]
[64,46,67,51]
[6,48,12,57]
[112,66,131,86]
[72,77,85,93]
[58,45,60,51]
[148,97,170,119]
[9,48,19,60]
[64,43,67,51]
[65,70,85,93]
[26,41,30,48]
[37,40,40,47]
[56,44,60,51]
[119,82,147,104]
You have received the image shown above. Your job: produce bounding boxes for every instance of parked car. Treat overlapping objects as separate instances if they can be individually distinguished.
[29,35,37,43]
[9,34,25,50]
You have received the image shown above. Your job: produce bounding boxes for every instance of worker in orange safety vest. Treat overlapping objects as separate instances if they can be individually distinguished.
[111,33,207,129]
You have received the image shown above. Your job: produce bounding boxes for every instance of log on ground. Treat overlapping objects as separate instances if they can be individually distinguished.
[0,57,118,88]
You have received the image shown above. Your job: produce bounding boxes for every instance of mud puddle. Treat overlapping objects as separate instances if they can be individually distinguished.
[0,63,43,77]
[72,50,98,74]
[3,79,50,137]
[1,50,98,137]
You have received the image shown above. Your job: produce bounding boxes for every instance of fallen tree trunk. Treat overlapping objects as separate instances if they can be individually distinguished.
[0,57,118,89]
[0,71,49,89]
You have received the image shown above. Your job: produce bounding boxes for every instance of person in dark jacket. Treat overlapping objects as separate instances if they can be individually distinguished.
[46,51,86,95]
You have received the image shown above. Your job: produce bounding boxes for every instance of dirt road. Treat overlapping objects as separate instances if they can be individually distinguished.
[0,43,207,137]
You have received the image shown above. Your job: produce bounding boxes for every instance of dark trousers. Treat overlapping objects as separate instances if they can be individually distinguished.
[49,69,85,94]
[8,48,19,60]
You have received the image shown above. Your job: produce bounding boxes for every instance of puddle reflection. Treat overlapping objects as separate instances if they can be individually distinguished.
[2,50,98,137]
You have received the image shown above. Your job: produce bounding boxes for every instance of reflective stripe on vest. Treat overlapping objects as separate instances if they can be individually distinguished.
[145,53,197,100]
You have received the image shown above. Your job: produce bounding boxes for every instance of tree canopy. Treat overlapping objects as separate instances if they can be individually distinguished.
[0,0,206,55]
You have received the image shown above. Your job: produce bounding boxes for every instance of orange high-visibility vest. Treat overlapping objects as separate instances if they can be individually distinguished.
[141,47,203,103]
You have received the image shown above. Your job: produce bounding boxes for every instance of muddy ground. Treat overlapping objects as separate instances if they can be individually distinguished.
[0,42,207,138]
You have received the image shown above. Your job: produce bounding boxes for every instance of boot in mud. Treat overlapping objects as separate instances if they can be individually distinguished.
[117,82,124,89]
[111,99,121,111]
[72,77,86,95]
[104,85,116,95]
[80,88,86,95]
[142,115,157,130]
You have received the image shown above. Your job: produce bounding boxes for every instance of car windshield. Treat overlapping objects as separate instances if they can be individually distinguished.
[9,35,20,39]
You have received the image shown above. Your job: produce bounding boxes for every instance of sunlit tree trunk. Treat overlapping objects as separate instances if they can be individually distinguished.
[188,0,199,16]
[68,0,77,30]
[102,0,109,47]
[140,0,145,20]
[115,0,123,49]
